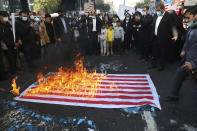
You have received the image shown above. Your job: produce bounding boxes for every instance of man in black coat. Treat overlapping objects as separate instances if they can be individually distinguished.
[139,6,153,60]
[150,4,178,71]
[15,11,37,69]
[87,12,102,55]
[0,11,6,80]
[0,11,17,76]
[53,9,71,44]
[122,14,132,51]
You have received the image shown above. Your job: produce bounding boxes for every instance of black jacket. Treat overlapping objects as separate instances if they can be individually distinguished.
[0,22,14,49]
[140,14,153,42]
[53,16,71,38]
[15,18,36,44]
[152,12,178,43]
[87,17,102,33]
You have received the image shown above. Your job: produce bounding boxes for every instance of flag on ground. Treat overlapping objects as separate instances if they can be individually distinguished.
[15,74,161,109]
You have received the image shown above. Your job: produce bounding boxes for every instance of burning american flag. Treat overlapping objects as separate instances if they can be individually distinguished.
[14,56,161,109]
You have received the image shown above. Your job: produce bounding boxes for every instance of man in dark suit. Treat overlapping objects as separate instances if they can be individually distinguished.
[87,12,102,55]
[15,11,37,70]
[149,4,178,71]
[0,11,17,76]
[164,7,197,105]
[0,11,6,80]
[53,9,71,44]
[139,6,153,61]
[122,14,132,51]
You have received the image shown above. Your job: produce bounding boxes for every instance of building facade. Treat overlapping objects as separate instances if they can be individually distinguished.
[0,0,21,12]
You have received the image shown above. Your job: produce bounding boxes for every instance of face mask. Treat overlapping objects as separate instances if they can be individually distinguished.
[187,21,194,27]
[22,17,28,21]
[156,11,162,16]
[126,17,130,20]
[142,12,146,16]
[30,15,34,20]
[59,14,64,17]
[3,17,9,22]
[34,18,40,22]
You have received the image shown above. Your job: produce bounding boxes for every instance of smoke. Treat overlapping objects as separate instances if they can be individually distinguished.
[38,42,83,72]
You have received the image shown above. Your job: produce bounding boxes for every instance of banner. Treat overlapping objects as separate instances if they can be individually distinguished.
[11,13,16,43]
[164,0,184,12]
[118,5,135,20]
[84,2,95,15]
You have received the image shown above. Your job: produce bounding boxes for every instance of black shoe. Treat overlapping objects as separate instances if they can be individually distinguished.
[157,66,165,71]
[163,96,179,102]
[148,64,157,69]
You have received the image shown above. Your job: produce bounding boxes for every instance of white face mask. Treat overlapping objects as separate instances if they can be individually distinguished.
[142,12,146,16]
[30,15,34,20]
[3,17,9,22]
[126,17,130,20]
[22,17,28,21]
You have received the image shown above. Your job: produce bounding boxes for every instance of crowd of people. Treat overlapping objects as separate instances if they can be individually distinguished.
[0,4,197,105]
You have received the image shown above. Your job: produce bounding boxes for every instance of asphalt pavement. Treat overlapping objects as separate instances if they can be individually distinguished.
[0,49,197,131]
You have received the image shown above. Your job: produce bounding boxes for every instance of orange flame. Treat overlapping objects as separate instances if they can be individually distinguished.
[10,76,20,96]
[24,55,117,98]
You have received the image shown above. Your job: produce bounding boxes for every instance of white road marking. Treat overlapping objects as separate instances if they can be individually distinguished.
[141,111,158,131]
[181,124,197,131]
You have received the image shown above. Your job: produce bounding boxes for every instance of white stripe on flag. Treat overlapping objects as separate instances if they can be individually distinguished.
[15,74,161,109]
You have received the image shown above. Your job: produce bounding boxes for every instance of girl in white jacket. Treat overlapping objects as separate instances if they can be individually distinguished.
[100,25,108,56]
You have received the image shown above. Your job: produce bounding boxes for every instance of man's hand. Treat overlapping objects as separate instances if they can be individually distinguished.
[171,36,178,42]
[57,38,62,43]
[30,23,34,28]
[180,51,185,58]
[183,62,193,70]
[36,41,40,46]
[14,43,20,49]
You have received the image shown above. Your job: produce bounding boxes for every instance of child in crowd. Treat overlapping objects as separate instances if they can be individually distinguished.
[100,24,108,56]
[114,21,124,54]
[112,16,118,28]
[106,24,114,56]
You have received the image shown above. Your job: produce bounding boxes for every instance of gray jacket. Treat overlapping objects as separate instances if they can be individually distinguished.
[182,24,197,69]
[114,26,124,41]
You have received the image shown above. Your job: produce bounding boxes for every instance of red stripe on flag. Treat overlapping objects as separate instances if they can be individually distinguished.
[94,75,147,78]
[23,93,154,100]
[31,86,151,90]
[96,79,148,82]
[20,96,155,106]
[27,89,152,95]
[100,82,149,85]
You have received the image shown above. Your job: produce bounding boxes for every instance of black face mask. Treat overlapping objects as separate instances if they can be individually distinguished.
[59,14,64,17]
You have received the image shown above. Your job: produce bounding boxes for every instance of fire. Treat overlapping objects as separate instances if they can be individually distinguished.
[24,55,116,98]
[10,76,20,96]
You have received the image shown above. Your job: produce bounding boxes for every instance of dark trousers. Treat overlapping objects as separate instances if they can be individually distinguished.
[114,38,122,54]
[170,66,197,106]
[22,44,35,67]
[152,37,167,68]
[89,31,99,55]
[124,34,131,50]
[3,48,17,74]
[61,33,71,44]
[0,47,5,78]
